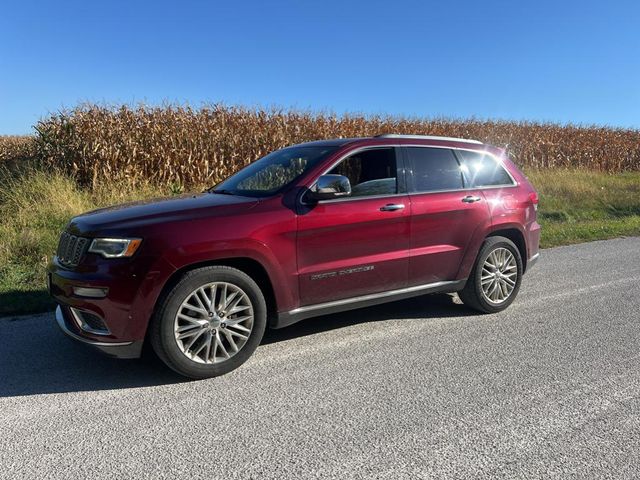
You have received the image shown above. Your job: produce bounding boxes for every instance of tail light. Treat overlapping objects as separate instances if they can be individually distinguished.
[529,191,539,211]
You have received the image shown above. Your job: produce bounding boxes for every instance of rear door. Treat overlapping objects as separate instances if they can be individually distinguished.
[297,147,410,306]
[404,146,490,285]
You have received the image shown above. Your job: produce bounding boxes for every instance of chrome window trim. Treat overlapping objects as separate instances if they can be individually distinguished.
[404,183,518,197]
[301,145,404,206]
[317,192,409,205]
[300,143,518,206]
[405,145,517,193]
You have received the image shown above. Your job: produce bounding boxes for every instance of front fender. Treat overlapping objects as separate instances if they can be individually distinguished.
[129,237,297,338]
[163,238,296,311]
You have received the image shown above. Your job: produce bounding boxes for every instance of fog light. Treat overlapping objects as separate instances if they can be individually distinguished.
[72,286,108,298]
[70,307,110,335]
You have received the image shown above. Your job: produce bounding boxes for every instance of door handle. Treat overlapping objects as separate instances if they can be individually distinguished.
[461,195,482,203]
[380,203,405,211]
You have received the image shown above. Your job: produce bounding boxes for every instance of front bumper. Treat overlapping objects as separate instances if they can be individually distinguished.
[55,306,143,359]
[47,252,172,343]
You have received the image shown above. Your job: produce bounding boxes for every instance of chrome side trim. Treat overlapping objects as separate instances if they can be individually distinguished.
[289,280,460,315]
[56,306,133,347]
[406,183,519,196]
[317,192,408,205]
[274,278,467,328]
[318,183,518,205]
[375,134,483,144]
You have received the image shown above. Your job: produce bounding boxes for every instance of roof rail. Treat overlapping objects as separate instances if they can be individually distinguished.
[374,134,483,144]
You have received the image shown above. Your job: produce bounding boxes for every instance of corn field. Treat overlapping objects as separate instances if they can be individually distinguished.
[0,135,37,163]
[27,104,640,188]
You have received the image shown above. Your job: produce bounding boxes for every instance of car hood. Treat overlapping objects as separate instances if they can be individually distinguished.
[67,192,259,235]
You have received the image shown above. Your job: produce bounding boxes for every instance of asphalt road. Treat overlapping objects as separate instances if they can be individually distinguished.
[1,237,640,479]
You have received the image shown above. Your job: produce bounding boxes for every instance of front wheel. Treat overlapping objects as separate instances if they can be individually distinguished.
[150,266,267,379]
[458,236,523,313]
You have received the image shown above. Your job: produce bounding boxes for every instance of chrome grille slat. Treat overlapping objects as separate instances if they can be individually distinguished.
[56,231,89,268]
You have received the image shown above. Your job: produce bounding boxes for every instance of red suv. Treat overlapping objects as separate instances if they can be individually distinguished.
[49,135,540,378]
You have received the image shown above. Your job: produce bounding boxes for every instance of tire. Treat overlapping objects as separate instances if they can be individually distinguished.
[150,266,267,379]
[458,236,523,314]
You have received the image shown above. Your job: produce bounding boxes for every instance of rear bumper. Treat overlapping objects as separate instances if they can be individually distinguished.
[55,306,143,359]
[526,252,540,273]
[525,220,541,273]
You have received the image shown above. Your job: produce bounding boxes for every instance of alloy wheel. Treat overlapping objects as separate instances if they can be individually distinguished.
[480,247,518,304]
[174,282,254,364]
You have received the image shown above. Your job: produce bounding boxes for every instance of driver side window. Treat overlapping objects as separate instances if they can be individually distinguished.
[329,148,397,197]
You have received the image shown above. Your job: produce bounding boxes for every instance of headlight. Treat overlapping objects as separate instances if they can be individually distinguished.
[88,238,142,258]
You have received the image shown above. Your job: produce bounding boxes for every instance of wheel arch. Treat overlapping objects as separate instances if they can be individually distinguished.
[153,257,279,326]
[487,227,528,272]
[456,223,529,281]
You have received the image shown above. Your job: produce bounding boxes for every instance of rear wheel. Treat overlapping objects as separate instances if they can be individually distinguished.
[458,236,523,313]
[150,266,267,379]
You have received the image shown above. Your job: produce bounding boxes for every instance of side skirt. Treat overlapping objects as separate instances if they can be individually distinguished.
[273,279,467,329]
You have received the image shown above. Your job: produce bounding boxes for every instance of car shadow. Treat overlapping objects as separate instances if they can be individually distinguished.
[0,289,55,316]
[0,294,474,398]
[0,313,186,398]
[262,293,475,344]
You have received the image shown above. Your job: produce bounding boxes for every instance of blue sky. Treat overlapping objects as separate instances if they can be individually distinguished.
[1,0,638,134]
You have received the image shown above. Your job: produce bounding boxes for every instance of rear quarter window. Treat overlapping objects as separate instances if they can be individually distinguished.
[456,150,514,187]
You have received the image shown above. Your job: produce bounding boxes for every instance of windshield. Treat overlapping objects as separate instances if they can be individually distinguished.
[212,145,338,197]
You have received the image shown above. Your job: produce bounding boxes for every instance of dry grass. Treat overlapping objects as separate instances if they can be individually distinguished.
[34,104,640,190]
[0,167,173,285]
[525,168,640,247]
[0,165,173,314]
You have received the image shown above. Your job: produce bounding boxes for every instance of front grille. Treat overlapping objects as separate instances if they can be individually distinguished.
[56,231,90,267]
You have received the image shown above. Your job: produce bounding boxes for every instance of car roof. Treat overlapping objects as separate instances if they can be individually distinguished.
[295,134,487,149]
[293,138,364,148]
[372,134,482,144]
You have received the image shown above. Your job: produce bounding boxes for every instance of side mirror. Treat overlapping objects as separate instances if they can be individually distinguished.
[311,174,352,201]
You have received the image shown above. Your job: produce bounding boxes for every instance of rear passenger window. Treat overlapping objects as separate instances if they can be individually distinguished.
[406,147,464,192]
[456,150,514,187]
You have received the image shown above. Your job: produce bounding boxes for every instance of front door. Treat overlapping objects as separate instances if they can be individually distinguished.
[297,147,410,306]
